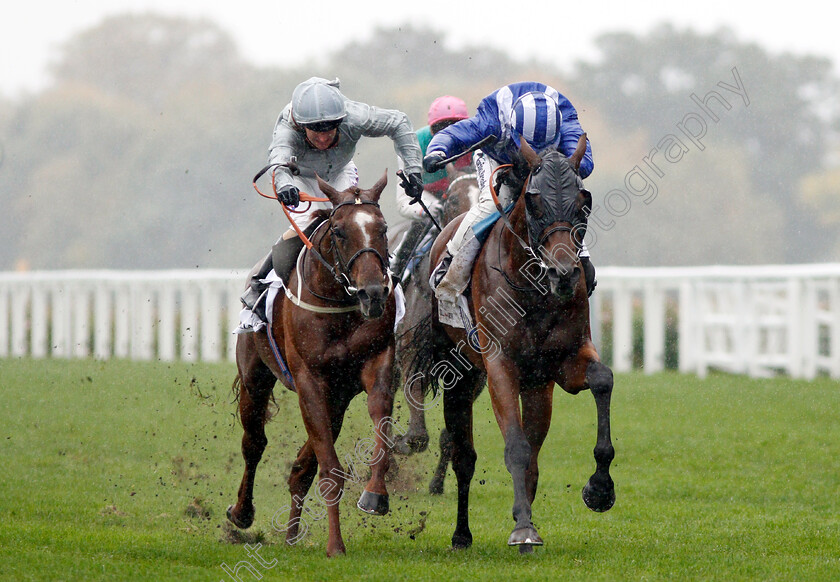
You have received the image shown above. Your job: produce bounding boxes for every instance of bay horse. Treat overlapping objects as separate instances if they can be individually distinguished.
[391,166,480,462]
[227,173,397,557]
[425,134,616,551]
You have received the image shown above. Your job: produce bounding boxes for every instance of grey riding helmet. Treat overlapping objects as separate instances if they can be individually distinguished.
[291,77,347,131]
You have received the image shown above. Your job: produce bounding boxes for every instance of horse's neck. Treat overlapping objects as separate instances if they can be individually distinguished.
[302,226,343,297]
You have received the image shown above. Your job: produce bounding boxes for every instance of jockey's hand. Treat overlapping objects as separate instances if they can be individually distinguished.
[405,171,424,200]
[423,151,447,174]
[276,184,300,207]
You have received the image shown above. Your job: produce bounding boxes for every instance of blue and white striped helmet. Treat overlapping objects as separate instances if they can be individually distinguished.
[509,91,562,151]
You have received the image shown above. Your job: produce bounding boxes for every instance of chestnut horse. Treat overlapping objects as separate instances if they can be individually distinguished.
[227,173,397,557]
[425,135,616,551]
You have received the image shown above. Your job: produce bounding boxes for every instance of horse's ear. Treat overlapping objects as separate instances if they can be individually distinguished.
[569,133,587,172]
[367,170,388,203]
[316,174,343,205]
[518,136,542,170]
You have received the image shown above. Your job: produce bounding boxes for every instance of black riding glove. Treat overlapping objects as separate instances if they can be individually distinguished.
[405,171,424,201]
[276,184,300,207]
[423,151,447,174]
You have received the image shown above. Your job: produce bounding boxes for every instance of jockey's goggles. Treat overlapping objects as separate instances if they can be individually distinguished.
[301,119,343,133]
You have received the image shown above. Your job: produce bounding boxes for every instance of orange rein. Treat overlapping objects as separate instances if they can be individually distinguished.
[489,163,531,210]
[253,167,329,250]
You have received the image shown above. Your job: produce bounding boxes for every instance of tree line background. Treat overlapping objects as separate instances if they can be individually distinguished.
[1,14,838,271]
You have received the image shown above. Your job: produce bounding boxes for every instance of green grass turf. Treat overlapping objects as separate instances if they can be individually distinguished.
[1,358,838,581]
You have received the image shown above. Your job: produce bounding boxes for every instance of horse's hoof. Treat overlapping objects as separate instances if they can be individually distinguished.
[582,474,616,512]
[451,531,472,549]
[357,490,389,515]
[226,504,254,529]
[507,525,543,547]
[393,433,429,456]
[428,477,444,496]
[326,543,347,558]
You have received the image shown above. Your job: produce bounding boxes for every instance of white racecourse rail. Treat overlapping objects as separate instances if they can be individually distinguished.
[1,265,839,379]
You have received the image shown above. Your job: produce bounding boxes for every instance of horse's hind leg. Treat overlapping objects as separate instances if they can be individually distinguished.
[428,427,452,495]
[279,440,317,545]
[443,372,480,549]
[358,346,396,516]
[227,351,276,529]
[582,360,616,512]
[392,372,430,455]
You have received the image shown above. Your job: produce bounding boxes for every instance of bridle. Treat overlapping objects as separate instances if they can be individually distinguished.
[323,199,390,296]
[489,164,585,292]
[252,162,392,303]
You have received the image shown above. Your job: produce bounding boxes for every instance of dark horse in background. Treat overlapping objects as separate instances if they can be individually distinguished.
[388,168,480,495]
[421,135,616,552]
[227,174,397,557]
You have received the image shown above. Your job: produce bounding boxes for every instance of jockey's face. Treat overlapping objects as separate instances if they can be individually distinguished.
[305,128,338,150]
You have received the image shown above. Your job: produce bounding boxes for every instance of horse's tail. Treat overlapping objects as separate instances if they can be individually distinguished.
[397,308,439,399]
[231,374,242,404]
[230,372,278,425]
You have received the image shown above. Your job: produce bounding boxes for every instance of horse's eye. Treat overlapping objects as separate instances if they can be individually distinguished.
[333,227,347,241]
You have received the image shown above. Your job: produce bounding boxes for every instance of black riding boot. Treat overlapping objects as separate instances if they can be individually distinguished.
[581,256,597,297]
[272,235,306,285]
[241,253,273,310]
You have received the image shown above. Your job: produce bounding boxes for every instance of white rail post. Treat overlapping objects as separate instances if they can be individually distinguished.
[51,281,71,358]
[30,286,48,358]
[180,283,199,362]
[200,282,222,362]
[612,283,633,373]
[157,280,177,362]
[227,279,243,361]
[130,280,155,361]
[787,278,804,378]
[94,282,112,360]
[10,284,29,357]
[0,283,7,357]
[831,277,840,379]
[801,278,817,380]
[678,279,695,374]
[643,280,665,373]
[114,282,131,359]
[72,282,91,358]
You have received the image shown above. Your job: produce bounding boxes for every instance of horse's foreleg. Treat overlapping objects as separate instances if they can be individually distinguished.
[443,376,478,549]
[520,384,554,505]
[282,387,354,545]
[486,358,543,548]
[582,359,616,512]
[294,369,348,557]
[358,346,396,516]
[227,363,275,530]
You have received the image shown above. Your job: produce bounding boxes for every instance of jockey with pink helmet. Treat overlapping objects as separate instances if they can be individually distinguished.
[391,95,471,280]
[394,95,471,222]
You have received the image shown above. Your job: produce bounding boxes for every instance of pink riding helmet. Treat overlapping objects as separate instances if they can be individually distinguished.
[428,96,469,126]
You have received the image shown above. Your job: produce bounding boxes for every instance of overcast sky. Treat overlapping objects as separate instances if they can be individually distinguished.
[2,0,838,99]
